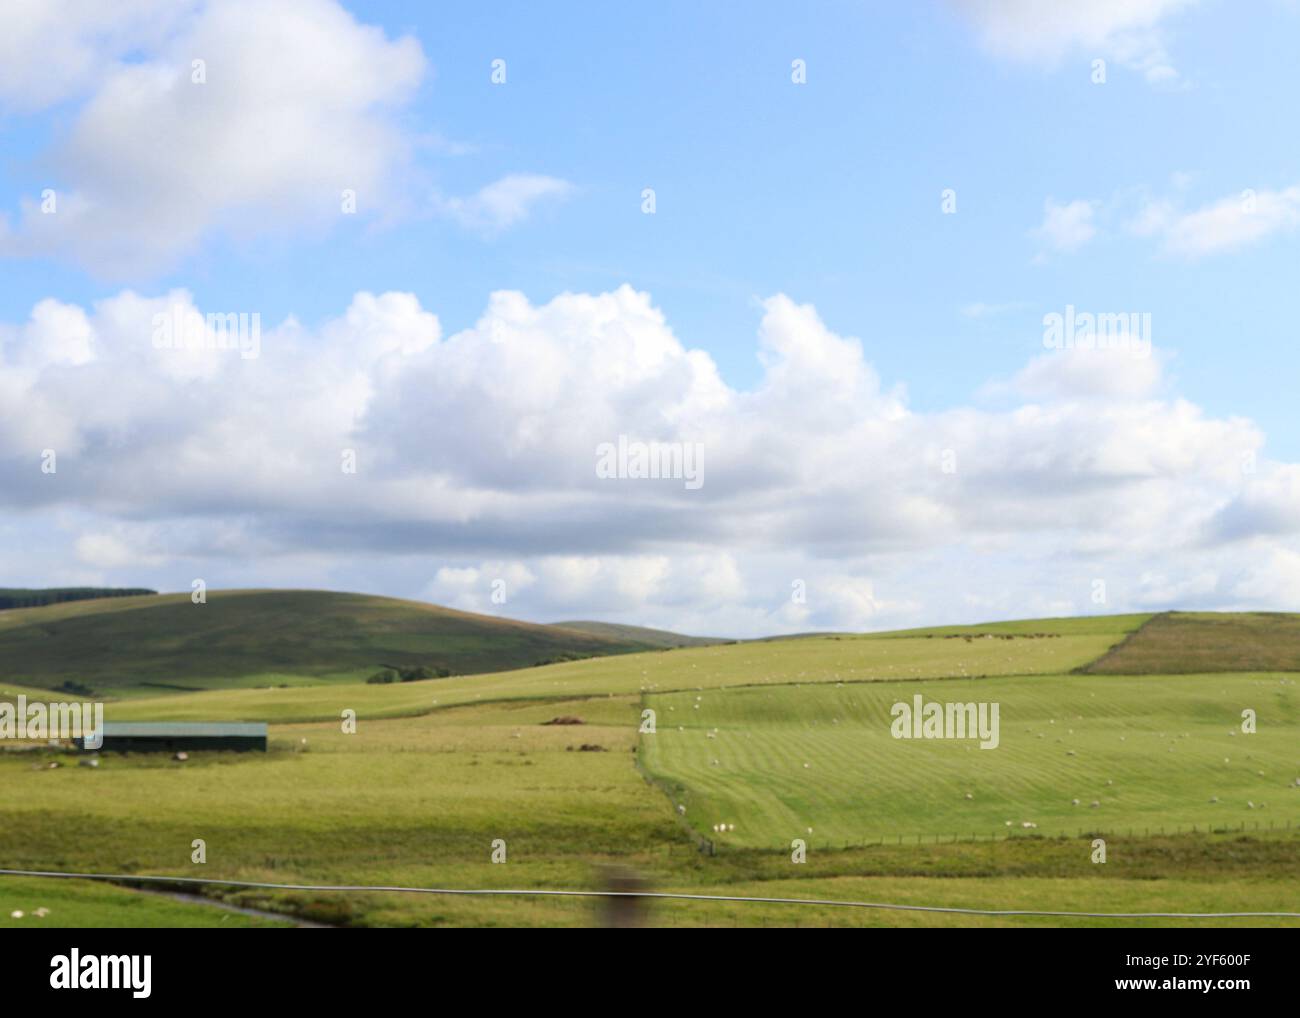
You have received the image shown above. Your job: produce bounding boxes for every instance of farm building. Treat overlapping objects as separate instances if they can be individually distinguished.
[76,722,267,753]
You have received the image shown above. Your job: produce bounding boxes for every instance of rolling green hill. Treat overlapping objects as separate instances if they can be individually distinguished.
[550,620,729,649]
[0,590,672,695]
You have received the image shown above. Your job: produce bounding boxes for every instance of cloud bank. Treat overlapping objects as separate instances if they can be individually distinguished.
[3,285,1296,636]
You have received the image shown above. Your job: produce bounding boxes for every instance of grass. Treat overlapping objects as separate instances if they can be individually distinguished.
[550,620,728,648]
[0,875,289,927]
[0,589,666,694]
[3,608,1297,927]
[1086,611,1300,674]
[103,623,1133,724]
[639,673,1300,848]
[867,614,1153,638]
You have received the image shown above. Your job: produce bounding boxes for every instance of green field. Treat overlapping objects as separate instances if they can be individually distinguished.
[0,876,289,928]
[1,601,1297,927]
[97,623,1131,723]
[639,673,1300,848]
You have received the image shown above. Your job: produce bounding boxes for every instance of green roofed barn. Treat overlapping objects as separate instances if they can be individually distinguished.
[77,722,267,753]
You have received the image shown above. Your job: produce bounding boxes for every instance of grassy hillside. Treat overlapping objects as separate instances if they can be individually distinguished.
[0,587,156,611]
[869,614,1153,639]
[1086,612,1300,674]
[551,620,729,649]
[102,620,1134,723]
[0,590,663,695]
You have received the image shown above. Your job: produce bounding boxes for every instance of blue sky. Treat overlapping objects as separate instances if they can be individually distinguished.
[5,1,1298,435]
[2,1,1299,634]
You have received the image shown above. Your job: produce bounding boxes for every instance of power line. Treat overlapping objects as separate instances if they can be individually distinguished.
[2,868,1297,919]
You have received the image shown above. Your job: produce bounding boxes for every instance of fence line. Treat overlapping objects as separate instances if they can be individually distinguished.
[741,818,1295,854]
[2,868,1296,919]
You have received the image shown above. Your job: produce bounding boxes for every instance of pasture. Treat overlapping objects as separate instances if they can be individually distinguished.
[638,673,1300,848]
[1,608,1297,927]
[101,624,1133,724]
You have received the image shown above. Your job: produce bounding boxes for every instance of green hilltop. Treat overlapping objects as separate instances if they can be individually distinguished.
[0,589,695,695]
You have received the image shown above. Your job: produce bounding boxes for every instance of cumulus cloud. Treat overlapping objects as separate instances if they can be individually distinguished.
[954,0,1196,83]
[0,0,426,277]
[0,1,575,276]
[1207,464,1300,542]
[1008,345,1164,402]
[1,284,1293,634]
[0,0,196,112]
[1129,185,1300,258]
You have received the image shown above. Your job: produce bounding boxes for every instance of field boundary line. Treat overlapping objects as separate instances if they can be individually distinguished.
[1074,611,1167,674]
[2,868,1297,918]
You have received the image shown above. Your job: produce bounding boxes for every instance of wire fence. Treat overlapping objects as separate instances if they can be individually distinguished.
[692,819,1298,856]
[2,868,1297,921]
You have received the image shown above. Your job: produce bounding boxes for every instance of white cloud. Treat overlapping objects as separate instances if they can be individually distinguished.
[1009,346,1164,402]
[438,174,575,234]
[1228,547,1300,605]
[1130,185,1300,258]
[76,531,167,570]
[1208,464,1300,541]
[954,0,1196,83]
[0,0,425,276]
[0,285,1292,635]
[1032,198,1098,256]
[0,0,196,112]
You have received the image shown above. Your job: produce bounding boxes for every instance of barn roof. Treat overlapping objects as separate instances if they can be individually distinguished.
[98,722,267,738]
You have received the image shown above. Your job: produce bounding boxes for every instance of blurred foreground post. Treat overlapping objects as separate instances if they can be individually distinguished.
[599,866,648,928]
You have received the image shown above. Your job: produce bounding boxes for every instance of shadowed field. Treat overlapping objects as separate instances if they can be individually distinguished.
[0,590,666,694]
[1086,612,1300,674]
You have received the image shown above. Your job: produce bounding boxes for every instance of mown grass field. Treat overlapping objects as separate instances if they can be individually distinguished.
[1,606,1297,927]
[639,673,1300,848]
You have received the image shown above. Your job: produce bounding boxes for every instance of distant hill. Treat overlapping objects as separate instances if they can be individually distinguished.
[0,587,157,611]
[0,590,671,695]
[550,620,729,649]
